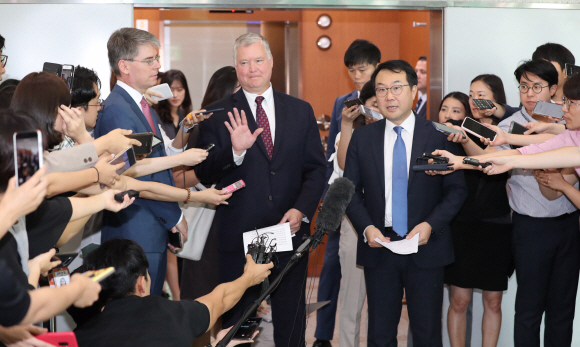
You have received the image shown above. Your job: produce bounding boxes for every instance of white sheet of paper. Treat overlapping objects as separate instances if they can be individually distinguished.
[374,233,419,255]
[148,83,173,101]
[243,222,293,254]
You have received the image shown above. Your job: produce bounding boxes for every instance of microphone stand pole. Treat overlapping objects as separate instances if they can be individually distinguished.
[215,226,328,347]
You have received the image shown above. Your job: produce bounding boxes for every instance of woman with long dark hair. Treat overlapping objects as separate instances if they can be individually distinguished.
[153,70,193,139]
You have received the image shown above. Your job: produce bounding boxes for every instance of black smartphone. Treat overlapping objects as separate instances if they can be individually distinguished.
[471,99,495,110]
[109,146,137,175]
[565,63,580,78]
[233,317,263,341]
[532,101,564,119]
[203,143,215,152]
[114,190,140,203]
[432,122,466,139]
[54,252,78,268]
[412,164,453,172]
[343,98,363,108]
[508,121,528,150]
[126,132,154,156]
[196,108,224,115]
[461,117,497,149]
[42,62,74,89]
[13,130,43,187]
[168,231,182,249]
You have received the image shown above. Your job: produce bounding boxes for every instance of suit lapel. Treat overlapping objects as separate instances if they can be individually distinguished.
[113,85,153,133]
[372,120,387,193]
[272,91,286,160]
[408,115,432,187]
[232,89,270,160]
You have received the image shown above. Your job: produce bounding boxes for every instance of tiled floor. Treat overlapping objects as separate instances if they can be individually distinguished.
[303,277,409,347]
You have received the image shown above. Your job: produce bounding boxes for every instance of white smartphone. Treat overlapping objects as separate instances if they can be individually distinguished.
[148,83,173,102]
[13,130,43,187]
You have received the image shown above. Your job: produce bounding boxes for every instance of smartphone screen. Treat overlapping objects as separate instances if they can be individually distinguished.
[109,146,137,175]
[13,130,43,187]
[471,99,495,110]
[508,121,528,150]
[461,117,497,143]
[233,317,263,340]
[61,65,75,89]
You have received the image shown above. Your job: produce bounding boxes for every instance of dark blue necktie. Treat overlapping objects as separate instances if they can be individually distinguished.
[392,126,408,237]
[414,98,423,114]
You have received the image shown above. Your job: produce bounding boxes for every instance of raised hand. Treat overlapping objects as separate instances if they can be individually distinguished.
[58,105,92,144]
[224,108,263,156]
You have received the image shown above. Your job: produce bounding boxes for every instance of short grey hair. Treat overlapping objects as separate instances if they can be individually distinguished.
[108,28,160,76]
[233,33,272,64]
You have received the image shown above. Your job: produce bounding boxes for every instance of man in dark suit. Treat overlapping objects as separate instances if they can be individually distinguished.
[414,56,428,119]
[95,28,186,296]
[194,32,326,346]
[315,39,381,347]
[344,60,467,347]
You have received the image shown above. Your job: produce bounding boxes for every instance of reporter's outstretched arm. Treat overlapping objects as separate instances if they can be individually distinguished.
[20,273,101,325]
[195,255,273,331]
[123,148,208,178]
[68,190,134,221]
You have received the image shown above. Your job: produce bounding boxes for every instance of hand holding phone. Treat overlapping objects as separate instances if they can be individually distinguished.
[108,146,137,175]
[461,117,497,149]
[126,133,154,156]
[343,98,363,108]
[223,180,246,194]
[432,122,466,139]
[232,317,263,341]
[114,190,140,203]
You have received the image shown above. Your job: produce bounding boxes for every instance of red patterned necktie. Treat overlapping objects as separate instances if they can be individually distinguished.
[140,97,157,135]
[255,96,273,159]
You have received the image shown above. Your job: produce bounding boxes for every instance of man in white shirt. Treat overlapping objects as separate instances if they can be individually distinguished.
[94,28,187,296]
[344,60,466,346]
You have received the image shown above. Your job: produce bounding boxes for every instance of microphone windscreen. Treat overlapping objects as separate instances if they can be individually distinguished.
[316,177,355,232]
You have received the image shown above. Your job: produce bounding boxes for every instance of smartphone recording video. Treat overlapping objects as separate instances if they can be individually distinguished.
[13,130,43,187]
[109,146,137,175]
[43,63,75,89]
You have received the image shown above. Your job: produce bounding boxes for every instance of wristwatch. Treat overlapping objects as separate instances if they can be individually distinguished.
[181,122,196,133]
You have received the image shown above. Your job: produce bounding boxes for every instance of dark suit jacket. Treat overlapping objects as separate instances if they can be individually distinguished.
[344,115,467,269]
[194,88,326,252]
[323,90,358,198]
[94,85,181,253]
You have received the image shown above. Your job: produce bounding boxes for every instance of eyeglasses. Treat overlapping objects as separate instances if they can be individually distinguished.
[124,55,160,66]
[518,84,549,94]
[562,96,580,110]
[375,84,409,97]
[0,55,7,68]
[87,99,104,111]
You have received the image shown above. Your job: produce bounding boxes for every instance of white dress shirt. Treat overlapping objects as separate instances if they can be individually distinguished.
[363,112,415,242]
[117,81,147,114]
[233,84,275,165]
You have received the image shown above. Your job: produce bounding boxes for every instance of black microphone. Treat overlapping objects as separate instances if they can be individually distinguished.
[318,177,356,231]
[295,177,355,255]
